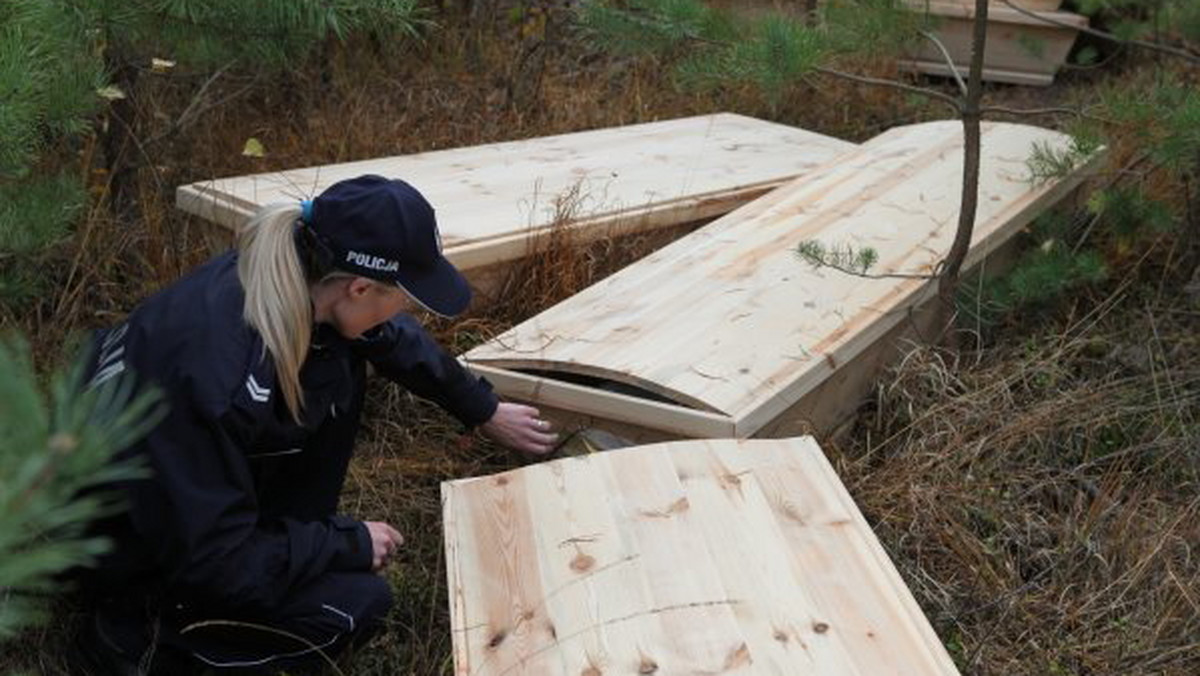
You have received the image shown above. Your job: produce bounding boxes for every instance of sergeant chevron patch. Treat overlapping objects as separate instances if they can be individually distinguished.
[246,374,271,403]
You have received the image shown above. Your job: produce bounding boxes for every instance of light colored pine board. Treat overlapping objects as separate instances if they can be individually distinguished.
[516,458,661,675]
[442,463,562,674]
[442,436,961,675]
[175,113,854,271]
[465,121,1104,439]
[904,1,1088,86]
[666,443,862,672]
[597,445,749,672]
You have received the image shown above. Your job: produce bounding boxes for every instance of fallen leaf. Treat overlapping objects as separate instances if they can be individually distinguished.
[242,137,265,158]
[96,85,126,101]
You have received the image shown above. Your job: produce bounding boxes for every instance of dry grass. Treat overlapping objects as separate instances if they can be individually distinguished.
[3,5,1199,676]
[830,272,1200,674]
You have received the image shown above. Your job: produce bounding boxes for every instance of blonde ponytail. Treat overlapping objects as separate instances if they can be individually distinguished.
[238,203,311,424]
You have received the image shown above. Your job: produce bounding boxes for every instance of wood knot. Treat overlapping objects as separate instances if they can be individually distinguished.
[782,502,807,524]
[495,476,509,486]
[487,629,507,649]
[639,497,690,519]
[773,629,789,644]
[812,622,830,634]
[638,656,659,674]
[570,552,596,573]
[724,642,751,669]
[547,622,557,640]
[581,668,602,676]
[521,610,534,621]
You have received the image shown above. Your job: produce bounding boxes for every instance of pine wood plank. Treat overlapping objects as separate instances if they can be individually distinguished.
[175,114,853,271]
[517,457,662,675]
[746,440,958,673]
[442,437,961,675]
[442,466,561,674]
[668,443,860,673]
[465,121,1104,438]
[598,445,750,672]
[903,1,1088,86]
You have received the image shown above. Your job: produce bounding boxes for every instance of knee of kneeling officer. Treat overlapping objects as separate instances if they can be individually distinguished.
[355,574,394,630]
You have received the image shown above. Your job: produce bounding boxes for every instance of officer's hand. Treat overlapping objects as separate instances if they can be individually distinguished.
[364,521,404,572]
[480,402,557,455]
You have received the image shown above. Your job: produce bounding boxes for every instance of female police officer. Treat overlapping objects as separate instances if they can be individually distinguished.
[74,175,556,674]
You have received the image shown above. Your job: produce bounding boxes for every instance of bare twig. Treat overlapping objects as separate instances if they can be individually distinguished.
[919,29,967,96]
[801,259,936,281]
[145,66,258,147]
[814,65,962,113]
[179,619,346,675]
[978,105,1113,124]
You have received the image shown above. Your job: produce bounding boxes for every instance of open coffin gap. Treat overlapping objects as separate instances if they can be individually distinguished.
[513,368,699,410]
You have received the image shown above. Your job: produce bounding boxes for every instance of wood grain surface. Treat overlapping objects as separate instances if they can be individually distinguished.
[442,436,961,675]
[174,113,853,271]
[464,121,1104,438]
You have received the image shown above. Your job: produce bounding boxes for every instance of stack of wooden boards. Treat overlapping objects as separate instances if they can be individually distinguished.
[443,436,961,675]
[463,121,1104,440]
[903,0,1090,85]
[175,113,854,297]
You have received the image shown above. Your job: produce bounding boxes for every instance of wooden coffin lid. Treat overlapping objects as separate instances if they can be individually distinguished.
[906,0,1088,27]
[175,113,853,271]
[464,121,1103,437]
[442,436,960,675]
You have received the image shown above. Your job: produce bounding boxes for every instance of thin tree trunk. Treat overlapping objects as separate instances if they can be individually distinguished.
[937,0,990,344]
[100,52,140,217]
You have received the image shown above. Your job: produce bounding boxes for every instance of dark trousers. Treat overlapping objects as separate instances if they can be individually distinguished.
[92,366,393,675]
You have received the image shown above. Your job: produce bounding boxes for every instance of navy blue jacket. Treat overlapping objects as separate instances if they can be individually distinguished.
[86,252,497,614]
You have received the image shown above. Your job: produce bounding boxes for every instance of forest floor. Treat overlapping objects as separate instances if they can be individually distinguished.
[3,6,1197,675]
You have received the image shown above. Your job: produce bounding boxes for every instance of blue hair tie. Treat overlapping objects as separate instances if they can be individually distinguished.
[300,199,314,223]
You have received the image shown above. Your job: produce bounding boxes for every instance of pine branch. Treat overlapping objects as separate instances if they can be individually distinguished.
[0,337,163,636]
[796,240,935,280]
